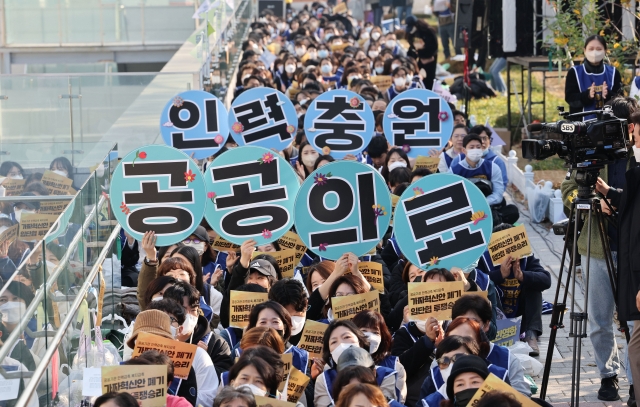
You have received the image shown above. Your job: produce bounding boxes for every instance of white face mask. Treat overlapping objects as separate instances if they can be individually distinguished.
[585,49,605,64]
[391,63,400,71]
[290,315,306,336]
[414,320,426,333]
[185,242,206,256]
[285,64,296,74]
[371,32,381,40]
[361,32,370,40]
[466,148,483,163]
[386,40,395,48]
[388,160,407,171]
[9,175,22,180]
[51,169,68,178]
[295,48,306,57]
[363,332,382,354]
[151,296,163,302]
[236,383,267,397]
[14,209,34,223]
[633,145,640,162]
[0,301,26,324]
[308,52,318,60]
[277,65,284,74]
[440,363,453,384]
[170,326,178,338]
[369,51,379,58]
[180,313,198,335]
[319,50,329,59]
[331,342,355,363]
[394,77,406,88]
[301,152,318,167]
[45,260,58,271]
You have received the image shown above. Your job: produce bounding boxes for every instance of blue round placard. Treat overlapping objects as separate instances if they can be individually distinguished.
[110,145,207,246]
[294,161,391,260]
[228,88,297,151]
[382,89,453,159]
[393,173,493,271]
[303,89,375,159]
[203,146,300,246]
[160,90,229,159]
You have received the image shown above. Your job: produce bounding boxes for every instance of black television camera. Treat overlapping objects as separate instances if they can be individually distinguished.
[522,106,629,170]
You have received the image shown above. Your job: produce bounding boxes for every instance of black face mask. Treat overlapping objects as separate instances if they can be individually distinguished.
[454,388,479,407]
[275,329,286,339]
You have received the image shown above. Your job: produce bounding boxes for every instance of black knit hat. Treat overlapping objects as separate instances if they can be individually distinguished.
[446,355,490,400]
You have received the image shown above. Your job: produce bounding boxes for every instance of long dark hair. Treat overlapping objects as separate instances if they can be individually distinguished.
[247,301,292,341]
[171,245,206,297]
[321,320,370,365]
[143,276,178,309]
[380,147,412,183]
[352,310,392,364]
[228,346,284,397]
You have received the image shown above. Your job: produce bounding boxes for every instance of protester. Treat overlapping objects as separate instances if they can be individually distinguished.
[335,383,388,407]
[213,387,257,407]
[94,392,140,407]
[268,279,309,346]
[0,161,24,179]
[437,124,467,173]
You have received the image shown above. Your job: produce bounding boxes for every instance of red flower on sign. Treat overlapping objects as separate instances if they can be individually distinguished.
[402,144,411,153]
[139,151,147,159]
[232,122,244,133]
[438,111,449,121]
[214,135,224,144]
[120,202,131,215]
[350,97,360,108]
[318,243,328,251]
[286,125,296,134]
[258,152,275,164]
[262,229,272,239]
[184,169,196,183]
[132,150,147,166]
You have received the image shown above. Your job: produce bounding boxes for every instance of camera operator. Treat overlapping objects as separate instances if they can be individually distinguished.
[613,110,640,406]
[561,96,638,403]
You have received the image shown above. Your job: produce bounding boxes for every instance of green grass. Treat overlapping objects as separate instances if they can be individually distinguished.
[529,157,566,171]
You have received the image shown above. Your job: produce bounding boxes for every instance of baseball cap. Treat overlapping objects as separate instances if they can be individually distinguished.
[13,192,40,211]
[191,226,209,243]
[248,258,277,279]
[336,346,375,371]
[445,355,490,400]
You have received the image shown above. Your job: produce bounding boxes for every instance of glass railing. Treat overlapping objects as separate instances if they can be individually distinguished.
[2,0,198,46]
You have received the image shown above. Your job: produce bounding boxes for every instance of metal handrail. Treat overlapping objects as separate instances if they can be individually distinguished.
[0,195,75,202]
[15,224,121,407]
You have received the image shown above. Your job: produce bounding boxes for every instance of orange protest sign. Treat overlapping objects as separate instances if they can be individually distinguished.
[414,156,440,173]
[0,224,19,245]
[1,178,25,196]
[277,231,308,263]
[253,248,296,278]
[297,320,328,360]
[469,373,539,407]
[41,170,74,195]
[408,281,464,320]
[132,332,197,380]
[229,290,269,328]
[18,213,59,241]
[358,262,384,292]
[331,291,380,320]
[102,365,167,407]
[370,75,393,92]
[487,224,532,265]
[211,236,240,252]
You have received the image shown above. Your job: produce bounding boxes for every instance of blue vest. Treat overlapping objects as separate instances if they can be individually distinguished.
[453,150,508,185]
[386,82,418,101]
[224,327,242,349]
[323,365,397,404]
[471,269,490,291]
[635,76,640,91]
[378,355,398,370]
[487,343,511,371]
[285,345,310,374]
[450,158,493,181]
[573,64,616,120]
[444,153,453,170]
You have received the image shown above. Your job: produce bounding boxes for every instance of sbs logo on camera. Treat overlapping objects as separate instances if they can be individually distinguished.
[560,123,575,133]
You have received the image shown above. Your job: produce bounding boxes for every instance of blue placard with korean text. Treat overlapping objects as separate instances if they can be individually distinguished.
[160,90,229,159]
[203,146,300,246]
[294,161,391,260]
[393,173,492,271]
[382,89,453,159]
[303,89,375,159]
[110,145,206,246]
[228,88,297,151]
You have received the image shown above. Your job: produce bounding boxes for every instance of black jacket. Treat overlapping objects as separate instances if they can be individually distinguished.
[617,166,640,321]
[391,322,435,407]
[189,315,234,376]
[564,60,622,114]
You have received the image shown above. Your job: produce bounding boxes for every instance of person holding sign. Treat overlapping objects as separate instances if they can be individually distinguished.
[226,241,279,294]
[480,223,551,356]
[49,156,78,190]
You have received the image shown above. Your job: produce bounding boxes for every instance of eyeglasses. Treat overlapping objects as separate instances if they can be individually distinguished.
[169,317,180,328]
[479,136,493,142]
[183,238,202,244]
[452,134,466,139]
[436,353,467,369]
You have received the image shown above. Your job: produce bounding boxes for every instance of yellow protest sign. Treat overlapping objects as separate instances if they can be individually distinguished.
[229,290,269,328]
[131,332,197,380]
[1,178,25,196]
[277,231,308,263]
[211,236,240,252]
[408,281,464,320]
[279,352,293,392]
[487,224,532,265]
[254,396,297,407]
[297,320,328,360]
[18,213,59,241]
[286,367,311,403]
[0,224,19,245]
[102,365,167,407]
[332,2,347,14]
[41,171,74,195]
[370,75,393,92]
[331,43,350,52]
[469,373,539,407]
[331,290,380,320]
[414,156,440,173]
[252,248,296,278]
[39,201,69,215]
[358,262,384,292]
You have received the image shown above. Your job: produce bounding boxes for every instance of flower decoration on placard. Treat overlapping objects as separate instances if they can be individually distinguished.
[322,146,331,155]
[428,256,439,267]
[262,229,272,239]
[132,150,147,166]
[318,243,328,251]
[402,144,411,153]
[471,210,488,225]
[350,97,360,108]
[286,125,296,134]
[314,172,331,186]
[372,204,387,222]
[120,202,131,215]
[173,96,184,108]
[184,169,196,183]
[162,121,174,127]
[413,187,424,196]
[258,151,275,164]
[232,122,244,134]
[214,135,224,144]
[438,111,449,121]
[207,192,216,204]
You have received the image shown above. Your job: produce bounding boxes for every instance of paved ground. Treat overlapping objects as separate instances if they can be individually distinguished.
[508,189,631,406]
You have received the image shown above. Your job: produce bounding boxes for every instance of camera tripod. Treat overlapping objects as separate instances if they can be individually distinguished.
[539,168,628,407]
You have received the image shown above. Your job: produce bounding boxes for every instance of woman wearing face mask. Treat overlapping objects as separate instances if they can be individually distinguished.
[0,281,37,369]
[339,66,362,90]
[380,147,411,185]
[274,55,298,93]
[372,56,385,76]
[49,156,77,189]
[366,43,381,61]
[565,35,621,119]
[163,282,234,375]
[268,279,309,346]
[352,310,407,402]
[227,345,287,400]
[295,141,320,179]
[10,193,40,225]
[419,336,508,407]
[244,301,309,373]
[315,320,399,407]
[0,161,24,180]
[385,66,417,102]
[143,276,178,307]
[437,355,493,407]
